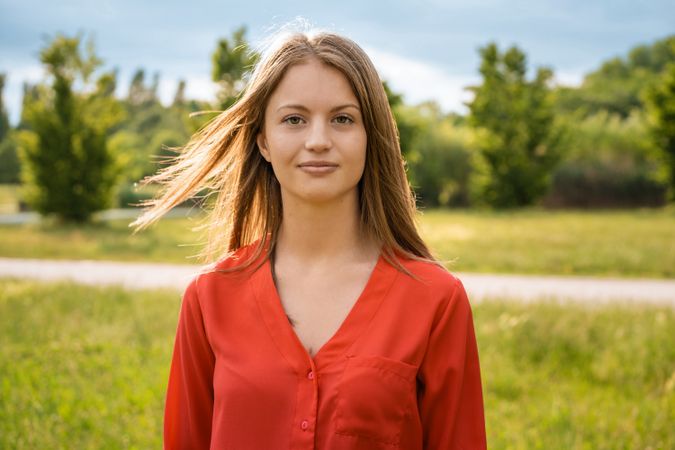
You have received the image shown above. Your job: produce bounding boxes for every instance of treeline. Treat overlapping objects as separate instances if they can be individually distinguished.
[0,28,673,222]
[397,35,675,209]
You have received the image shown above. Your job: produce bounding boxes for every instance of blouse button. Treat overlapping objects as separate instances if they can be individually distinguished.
[307,370,314,380]
[301,420,309,430]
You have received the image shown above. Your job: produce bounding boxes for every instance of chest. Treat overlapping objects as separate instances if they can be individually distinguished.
[273,264,374,357]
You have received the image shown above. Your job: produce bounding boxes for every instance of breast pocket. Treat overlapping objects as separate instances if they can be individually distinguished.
[334,354,418,447]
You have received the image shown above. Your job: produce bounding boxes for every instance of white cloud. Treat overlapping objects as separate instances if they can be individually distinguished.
[183,75,219,104]
[364,46,479,113]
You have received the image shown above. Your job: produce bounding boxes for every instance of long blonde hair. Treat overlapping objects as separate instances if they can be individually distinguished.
[130,30,438,273]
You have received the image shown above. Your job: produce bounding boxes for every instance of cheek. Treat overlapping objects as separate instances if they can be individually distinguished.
[265,133,295,163]
[352,132,368,172]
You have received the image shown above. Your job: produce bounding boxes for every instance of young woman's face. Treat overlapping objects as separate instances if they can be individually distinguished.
[257,58,367,206]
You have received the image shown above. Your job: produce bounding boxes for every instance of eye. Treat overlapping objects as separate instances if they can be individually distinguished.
[334,114,354,125]
[283,115,304,125]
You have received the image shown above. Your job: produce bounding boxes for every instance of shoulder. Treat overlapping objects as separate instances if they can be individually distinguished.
[186,239,267,294]
[210,240,265,272]
[389,254,470,314]
[395,255,463,292]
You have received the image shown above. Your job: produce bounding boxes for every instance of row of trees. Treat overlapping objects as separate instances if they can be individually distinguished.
[0,28,673,222]
[397,35,675,208]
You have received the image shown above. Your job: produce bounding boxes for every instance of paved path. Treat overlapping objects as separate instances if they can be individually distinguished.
[1,257,673,307]
[0,207,194,225]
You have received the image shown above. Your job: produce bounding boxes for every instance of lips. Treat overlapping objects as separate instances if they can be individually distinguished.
[297,161,339,175]
[298,161,338,168]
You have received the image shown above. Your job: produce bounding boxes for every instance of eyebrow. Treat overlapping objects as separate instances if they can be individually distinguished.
[276,103,360,113]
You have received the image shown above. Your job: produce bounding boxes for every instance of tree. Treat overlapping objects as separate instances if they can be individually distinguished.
[172,79,186,107]
[212,25,259,109]
[555,35,675,118]
[18,82,40,128]
[17,33,124,222]
[467,43,563,207]
[646,62,675,200]
[383,81,419,158]
[0,73,21,183]
[0,73,9,141]
[400,102,473,207]
[127,68,159,106]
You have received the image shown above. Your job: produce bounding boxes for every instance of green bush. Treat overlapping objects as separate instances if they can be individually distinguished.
[545,111,668,207]
[0,132,20,184]
[398,103,474,207]
[645,62,675,199]
[544,160,667,207]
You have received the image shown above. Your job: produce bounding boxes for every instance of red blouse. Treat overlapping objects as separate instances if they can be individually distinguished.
[164,242,486,449]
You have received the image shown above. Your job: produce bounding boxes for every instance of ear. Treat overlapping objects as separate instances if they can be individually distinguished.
[257,132,271,162]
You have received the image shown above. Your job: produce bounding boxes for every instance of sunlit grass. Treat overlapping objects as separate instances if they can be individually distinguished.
[0,279,180,449]
[0,278,672,449]
[2,207,674,278]
[0,214,207,264]
[419,207,675,278]
[475,298,675,449]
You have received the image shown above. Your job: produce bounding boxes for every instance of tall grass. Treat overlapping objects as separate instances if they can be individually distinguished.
[476,299,675,448]
[0,279,179,449]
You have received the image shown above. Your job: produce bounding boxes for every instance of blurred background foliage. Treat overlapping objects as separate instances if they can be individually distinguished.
[0,29,673,222]
[1,27,673,450]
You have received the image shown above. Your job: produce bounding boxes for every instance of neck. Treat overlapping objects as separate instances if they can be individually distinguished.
[273,191,379,265]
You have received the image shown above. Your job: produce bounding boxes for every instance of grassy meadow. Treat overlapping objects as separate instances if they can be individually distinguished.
[1,205,674,278]
[0,212,207,265]
[0,278,673,449]
[420,207,675,278]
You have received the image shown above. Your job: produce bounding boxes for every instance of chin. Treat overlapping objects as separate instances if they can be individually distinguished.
[300,193,346,204]
[291,188,358,205]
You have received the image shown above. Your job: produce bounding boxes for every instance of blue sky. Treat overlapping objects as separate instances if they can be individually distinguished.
[1,0,673,124]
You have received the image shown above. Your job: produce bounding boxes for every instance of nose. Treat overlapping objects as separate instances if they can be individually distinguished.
[304,121,332,152]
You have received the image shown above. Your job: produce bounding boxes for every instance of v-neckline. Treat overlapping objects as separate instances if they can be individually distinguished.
[267,252,384,361]
[251,247,398,371]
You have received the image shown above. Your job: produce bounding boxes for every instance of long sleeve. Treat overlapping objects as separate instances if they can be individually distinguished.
[164,277,216,450]
[418,278,487,449]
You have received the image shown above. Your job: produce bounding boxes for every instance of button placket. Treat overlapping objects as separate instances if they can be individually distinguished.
[301,368,315,431]
[292,360,318,445]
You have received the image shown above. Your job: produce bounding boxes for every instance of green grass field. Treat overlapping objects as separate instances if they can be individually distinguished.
[1,206,674,278]
[419,207,675,278]
[1,279,673,449]
[0,213,207,265]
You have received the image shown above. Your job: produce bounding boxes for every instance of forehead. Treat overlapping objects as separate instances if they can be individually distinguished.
[266,58,358,110]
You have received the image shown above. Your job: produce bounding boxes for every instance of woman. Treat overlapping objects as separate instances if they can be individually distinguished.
[132,29,486,450]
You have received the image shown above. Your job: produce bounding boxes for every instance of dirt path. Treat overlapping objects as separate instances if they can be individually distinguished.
[0,257,673,307]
